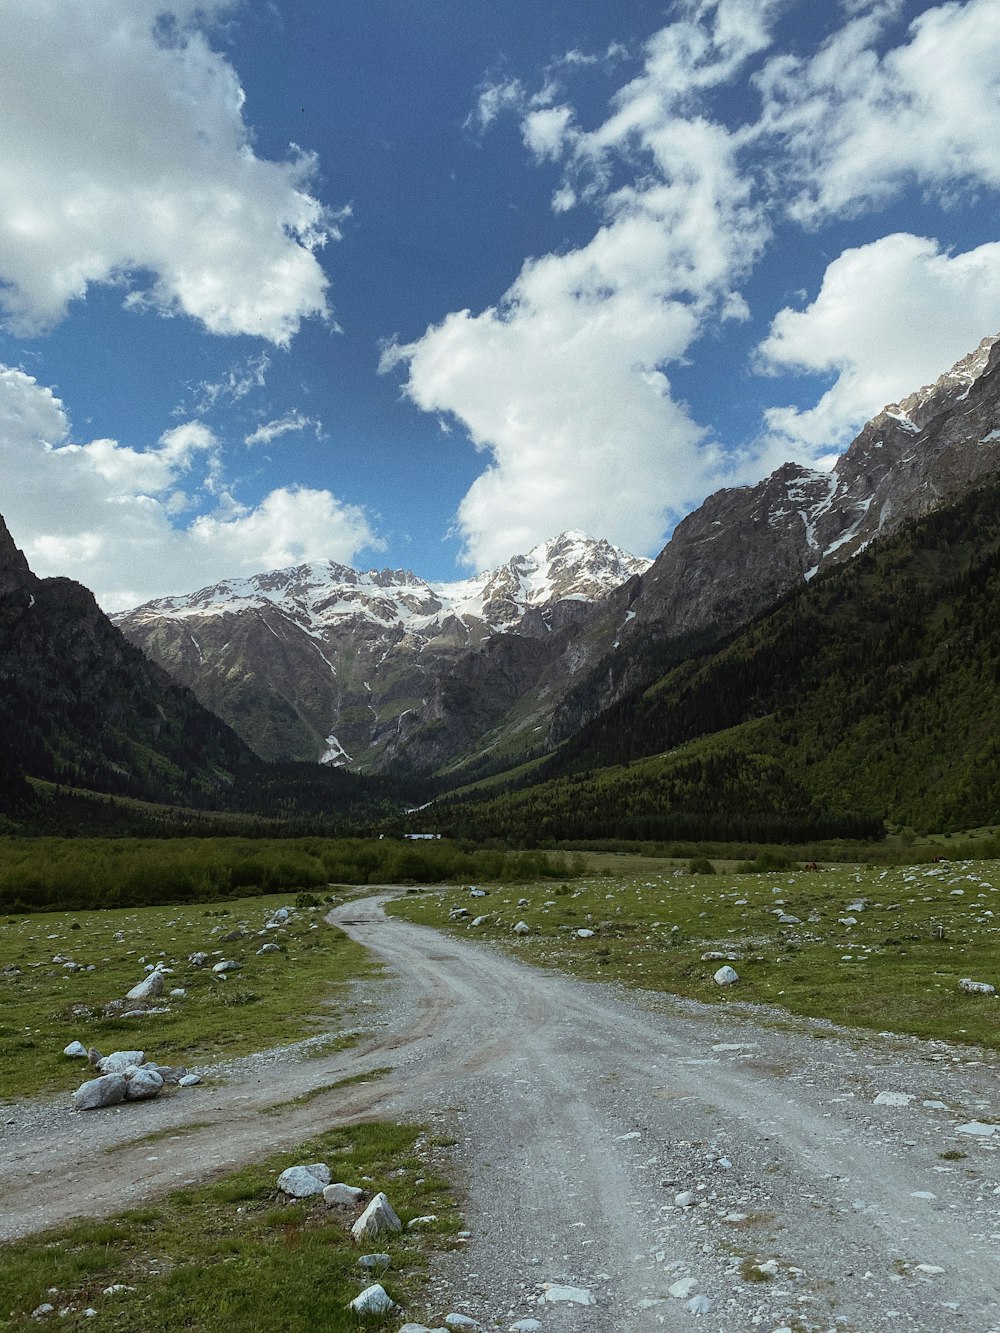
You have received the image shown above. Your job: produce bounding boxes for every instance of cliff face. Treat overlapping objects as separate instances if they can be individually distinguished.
[0,517,253,809]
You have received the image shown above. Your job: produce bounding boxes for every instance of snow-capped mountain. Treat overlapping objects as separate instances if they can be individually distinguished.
[113,534,650,767]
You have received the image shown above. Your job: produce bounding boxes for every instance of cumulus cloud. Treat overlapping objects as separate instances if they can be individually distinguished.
[755,0,1000,221]
[756,234,1000,451]
[0,0,337,344]
[0,363,379,610]
[388,3,777,567]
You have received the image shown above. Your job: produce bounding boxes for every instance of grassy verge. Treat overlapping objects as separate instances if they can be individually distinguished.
[0,893,375,1101]
[388,858,1000,1049]
[0,1121,460,1331]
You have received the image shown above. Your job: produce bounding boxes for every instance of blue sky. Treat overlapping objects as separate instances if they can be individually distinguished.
[3,0,1000,609]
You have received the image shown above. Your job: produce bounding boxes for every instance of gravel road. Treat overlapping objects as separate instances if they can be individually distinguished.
[2,895,999,1332]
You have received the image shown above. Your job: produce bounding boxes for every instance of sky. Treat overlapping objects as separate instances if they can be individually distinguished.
[4,0,1000,611]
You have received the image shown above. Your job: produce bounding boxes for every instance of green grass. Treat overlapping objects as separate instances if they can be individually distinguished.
[0,1121,461,1331]
[0,894,376,1100]
[387,857,1000,1048]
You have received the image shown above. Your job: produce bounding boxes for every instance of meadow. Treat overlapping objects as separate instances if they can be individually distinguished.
[0,893,374,1100]
[0,1121,459,1330]
[389,856,1000,1049]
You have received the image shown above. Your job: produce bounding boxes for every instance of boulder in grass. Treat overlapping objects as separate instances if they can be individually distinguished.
[98,1050,145,1074]
[348,1284,395,1315]
[713,965,739,986]
[512,921,530,935]
[125,971,163,1003]
[63,1040,88,1058]
[959,977,996,996]
[323,1182,365,1206]
[72,1073,127,1110]
[124,1067,164,1100]
[277,1163,331,1197]
[351,1191,402,1242]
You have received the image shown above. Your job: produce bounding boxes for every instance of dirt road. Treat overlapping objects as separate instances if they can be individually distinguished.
[2,896,999,1331]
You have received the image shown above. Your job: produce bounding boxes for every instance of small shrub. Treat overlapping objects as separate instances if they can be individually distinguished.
[688,857,716,875]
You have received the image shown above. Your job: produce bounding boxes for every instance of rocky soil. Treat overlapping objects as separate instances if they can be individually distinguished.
[1,895,998,1332]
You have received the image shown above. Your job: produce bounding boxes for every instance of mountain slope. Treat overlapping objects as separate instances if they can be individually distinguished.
[114,533,649,768]
[436,473,1000,841]
[0,515,253,810]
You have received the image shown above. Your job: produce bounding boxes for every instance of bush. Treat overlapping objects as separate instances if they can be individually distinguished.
[688,857,716,874]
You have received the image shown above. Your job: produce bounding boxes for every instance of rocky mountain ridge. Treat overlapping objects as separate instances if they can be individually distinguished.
[114,534,650,767]
[116,330,1000,781]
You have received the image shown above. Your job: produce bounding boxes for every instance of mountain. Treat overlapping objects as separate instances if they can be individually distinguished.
[115,329,1000,794]
[433,471,1000,843]
[0,514,252,810]
[113,533,650,769]
[549,332,1000,740]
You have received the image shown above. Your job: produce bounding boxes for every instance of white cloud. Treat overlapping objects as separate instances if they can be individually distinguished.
[387,4,778,567]
[0,363,380,610]
[181,353,271,416]
[0,1,337,344]
[755,0,1000,222]
[244,411,323,447]
[756,233,1000,451]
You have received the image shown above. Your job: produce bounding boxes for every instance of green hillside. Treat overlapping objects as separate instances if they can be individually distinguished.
[431,477,1000,841]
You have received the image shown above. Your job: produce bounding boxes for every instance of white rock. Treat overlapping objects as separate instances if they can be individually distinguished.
[959,977,995,995]
[72,1074,127,1110]
[323,1182,365,1206]
[347,1283,395,1314]
[124,1067,164,1100]
[576,928,595,938]
[873,1092,914,1107]
[63,1040,88,1058]
[445,1316,481,1328]
[540,1284,595,1305]
[277,1163,331,1197]
[98,1050,145,1074]
[668,1277,699,1298]
[675,1190,696,1208]
[178,1073,201,1087]
[756,1259,779,1276]
[513,921,530,935]
[125,972,163,1003]
[357,1252,390,1268]
[776,914,801,925]
[351,1191,402,1242]
[188,951,209,967]
[471,916,488,927]
[212,959,240,974]
[408,1214,438,1228]
[910,1191,937,1200]
[686,1294,714,1315]
[955,1120,997,1136]
[839,916,858,926]
[169,988,186,998]
[713,965,739,986]
[257,942,280,955]
[509,1322,542,1332]
[914,1263,945,1275]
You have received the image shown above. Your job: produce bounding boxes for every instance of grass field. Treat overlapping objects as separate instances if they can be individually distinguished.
[0,893,374,1101]
[0,1121,460,1330]
[388,857,1000,1049]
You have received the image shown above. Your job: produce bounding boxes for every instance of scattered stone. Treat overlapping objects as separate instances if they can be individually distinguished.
[125,971,163,1003]
[675,1190,696,1207]
[124,1066,164,1100]
[347,1283,395,1315]
[540,1284,595,1305]
[471,916,488,927]
[407,1214,438,1229]
[169,988,186,998]
[873,1092,914,1107]
[669,1277,699,1298]
[914,1263,945,1275]
[351,1191,402,1242]
[357,1253,390,1269]
[30,1304,54,1318]
[448,908,470,921]
[576,928,595,938]
[509,1322,542,1332]
[445,1316,481,1329]
[959,977,996,995]
[955,1121,997,1137]
[513,921,530,935]
[776,914,801,925]
[910,1191,937,1200]
[72,1073,127,1110]
[178,1073,201,1087]
[713,965,739,986]
[212,960,240,974]
[686,1294,714,1315]
[324,1182,365,1206]
[188,952,209,967]
[277,1163,331,1197]
[257,942,281,955]
[63,1040,88,1058]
